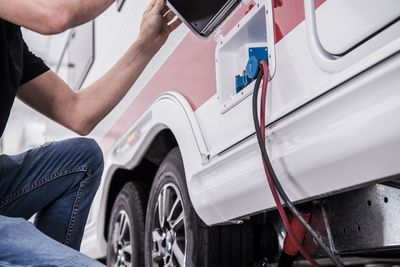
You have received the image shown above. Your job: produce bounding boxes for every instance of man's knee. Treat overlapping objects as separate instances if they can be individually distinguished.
[73,138,104,186]
[64,138,104,169]
[78,138,103,166]
[57,138,104,189]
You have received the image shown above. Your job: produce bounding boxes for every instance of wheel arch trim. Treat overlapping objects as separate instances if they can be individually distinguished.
[89,92,218,256]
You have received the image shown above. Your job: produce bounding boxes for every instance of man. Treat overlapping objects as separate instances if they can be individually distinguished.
[0,0,180,266]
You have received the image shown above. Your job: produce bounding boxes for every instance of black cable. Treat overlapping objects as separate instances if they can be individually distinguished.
[252,65,344,266]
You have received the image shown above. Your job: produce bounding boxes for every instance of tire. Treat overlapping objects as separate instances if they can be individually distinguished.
[145,148,255,267]
[107,182,147,267]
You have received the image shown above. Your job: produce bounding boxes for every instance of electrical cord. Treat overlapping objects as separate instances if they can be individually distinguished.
[252,68,318,266]
[253,60,344,266]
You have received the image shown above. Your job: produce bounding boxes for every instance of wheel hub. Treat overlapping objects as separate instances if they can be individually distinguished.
[117,247,125,264]
[166,231,174,252]
[151,183,187,267]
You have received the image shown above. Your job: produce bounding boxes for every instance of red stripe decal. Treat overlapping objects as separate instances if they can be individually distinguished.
[101,1,326,152]
[274,0,325,42]
[101,34,218,152]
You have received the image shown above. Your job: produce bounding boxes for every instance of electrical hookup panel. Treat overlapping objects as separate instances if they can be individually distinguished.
[215,0,276,113]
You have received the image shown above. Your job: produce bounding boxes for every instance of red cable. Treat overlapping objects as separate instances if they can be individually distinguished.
[284,212,311,256]
[258,60,319,266]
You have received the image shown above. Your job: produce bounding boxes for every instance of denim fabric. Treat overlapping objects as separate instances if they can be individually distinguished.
[0,216,104,267]
[0,138,105,266]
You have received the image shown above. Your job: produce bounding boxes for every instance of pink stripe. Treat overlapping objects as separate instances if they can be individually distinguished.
[101,1,326,152]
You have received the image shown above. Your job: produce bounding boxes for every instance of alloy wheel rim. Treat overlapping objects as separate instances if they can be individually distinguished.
[111,210,133,267]
[151,183,187,267]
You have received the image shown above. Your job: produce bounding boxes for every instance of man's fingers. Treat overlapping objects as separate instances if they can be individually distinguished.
[162,6,170,17]
[163,10,175,21]
[167,17,182,33]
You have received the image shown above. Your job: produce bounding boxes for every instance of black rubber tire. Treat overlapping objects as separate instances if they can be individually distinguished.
[107,182,147,267]
[145,147,255,267]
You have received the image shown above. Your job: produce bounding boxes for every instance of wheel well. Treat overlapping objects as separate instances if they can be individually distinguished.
[104,129,178,240]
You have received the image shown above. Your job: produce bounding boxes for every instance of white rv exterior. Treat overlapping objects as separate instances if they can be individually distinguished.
[24,0,400,265]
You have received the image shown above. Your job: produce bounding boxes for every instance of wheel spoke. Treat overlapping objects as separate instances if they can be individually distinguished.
[124,255,132,264]
[122,243,132,255]
[164,187,174,219]
[157,188,166,228]
[152,230,163,243]
[152,230,165,255]
[172,241,185,267]
[167,198,180,223]
[171,211,184,232]
[119,213,125,234]
[119,213,128,239]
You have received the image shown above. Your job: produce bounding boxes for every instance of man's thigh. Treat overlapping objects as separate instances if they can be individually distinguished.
[0,215,104,267]
[0,137,103,218]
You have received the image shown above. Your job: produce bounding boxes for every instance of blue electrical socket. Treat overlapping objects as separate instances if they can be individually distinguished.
[235,47,268,93]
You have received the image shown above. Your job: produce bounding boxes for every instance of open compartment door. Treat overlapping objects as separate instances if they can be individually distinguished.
[167,0,242,38]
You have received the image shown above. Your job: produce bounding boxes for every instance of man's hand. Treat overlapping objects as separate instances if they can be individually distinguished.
[139,0,181,52]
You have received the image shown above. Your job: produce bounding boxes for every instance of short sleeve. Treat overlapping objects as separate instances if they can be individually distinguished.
[20,41,50,85]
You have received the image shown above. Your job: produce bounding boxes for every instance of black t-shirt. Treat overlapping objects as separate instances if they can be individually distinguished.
[0,19,49,137]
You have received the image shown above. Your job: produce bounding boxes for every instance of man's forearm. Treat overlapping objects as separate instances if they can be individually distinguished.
[0,0,114,34]
[16,0,180,136]
[75,38,158,134]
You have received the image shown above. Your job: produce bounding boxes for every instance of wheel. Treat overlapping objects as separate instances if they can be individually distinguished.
[107,182,147,267]
[145,148,255,267]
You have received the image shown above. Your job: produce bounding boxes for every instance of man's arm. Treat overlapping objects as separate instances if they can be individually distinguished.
[0,0,114,35]
[17,39,155,136]
[17,0,181,136]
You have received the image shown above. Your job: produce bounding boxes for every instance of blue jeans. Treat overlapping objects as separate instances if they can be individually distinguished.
[0,138,105,266]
